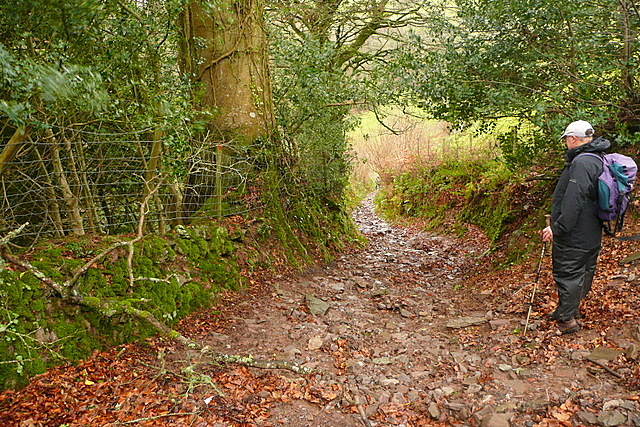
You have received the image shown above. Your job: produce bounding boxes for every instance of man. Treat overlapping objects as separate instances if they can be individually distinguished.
[541,120,610,334]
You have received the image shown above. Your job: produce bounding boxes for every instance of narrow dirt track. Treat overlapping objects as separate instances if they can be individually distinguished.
[193,195,640,426]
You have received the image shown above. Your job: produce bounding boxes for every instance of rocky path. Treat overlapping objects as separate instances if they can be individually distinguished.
[194,196,640,426]
[202,196,487,425]
[2,196,638,426]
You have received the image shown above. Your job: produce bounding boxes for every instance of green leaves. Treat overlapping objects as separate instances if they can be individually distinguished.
[270,32,355,198]
[392,0,640,166]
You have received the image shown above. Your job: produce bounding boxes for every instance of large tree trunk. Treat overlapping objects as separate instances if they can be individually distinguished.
[180,0,275,141]
[179,0,275,218]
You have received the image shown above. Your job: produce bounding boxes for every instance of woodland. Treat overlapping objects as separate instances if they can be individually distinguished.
[1,0,640,425]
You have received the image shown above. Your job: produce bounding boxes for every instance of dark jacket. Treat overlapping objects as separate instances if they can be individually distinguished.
[550,136,611,249]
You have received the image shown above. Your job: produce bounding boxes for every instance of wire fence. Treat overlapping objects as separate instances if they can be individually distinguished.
[0,126,263,245]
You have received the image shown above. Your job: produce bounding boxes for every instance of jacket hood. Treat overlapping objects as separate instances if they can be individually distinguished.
[565,136,611,162]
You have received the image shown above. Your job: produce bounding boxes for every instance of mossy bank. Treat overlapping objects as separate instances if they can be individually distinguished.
[0,201,357,392]
[0,223,239,390]
[376,160,553,266]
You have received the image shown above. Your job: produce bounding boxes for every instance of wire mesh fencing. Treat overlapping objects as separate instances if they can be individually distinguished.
[0,126,263,245]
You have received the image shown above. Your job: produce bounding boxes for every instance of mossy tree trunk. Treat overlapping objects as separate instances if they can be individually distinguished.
[179,0,276,218]
[180,0,275,140]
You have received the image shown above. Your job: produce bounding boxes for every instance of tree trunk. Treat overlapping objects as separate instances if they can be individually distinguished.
[144,128,166,234]
[35,147,64,237]
[0,126,30,178]
[180,0,275,141]
[618,0,640,130]
[46,129,85,236]
[179,0,276,218]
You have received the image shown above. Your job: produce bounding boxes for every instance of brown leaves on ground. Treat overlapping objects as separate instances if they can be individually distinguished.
[0,338,343,426]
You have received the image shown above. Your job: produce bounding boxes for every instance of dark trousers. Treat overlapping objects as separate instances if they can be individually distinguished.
[551,243,600,322]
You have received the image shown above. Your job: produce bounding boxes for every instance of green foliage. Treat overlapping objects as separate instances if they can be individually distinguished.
[0,0,194,133]
[378,0,640,166]
[270,32,357,202]
[378,158,523,243]
[258,162,360,264]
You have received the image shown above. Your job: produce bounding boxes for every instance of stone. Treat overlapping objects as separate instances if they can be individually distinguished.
[428,402,440,419]
[450,352,466,363]
[391,392,405,404]
[446,316,487,329]
[305,294,330,315]
[501,379,528,394]
[307,336,323,350]
[380,378,400,387]
[396,385,410,394]
[385,320,399,330]
[372,357,393,365]
[364,403,379,417]
[399,308,413,318]
[589,346,623,361]
[441,386,455,396]
[624,343,638,360]
[407,390,420,402]
[462,374,480,385]
[283,346,302,356]
[391,332,408,341]
[597,410,627,426]
[577,412,598,425]
[396,373,412,383]
[602,400,624,411]
[346,359,365,373]
[467,384,483,394]
[482,413,510,427]
[410,370,431,380]
[377,391,391,405]
[371,287,388,296]
[329,282,345,292]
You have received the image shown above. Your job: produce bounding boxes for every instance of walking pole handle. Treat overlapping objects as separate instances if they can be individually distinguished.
[545,214,551,228]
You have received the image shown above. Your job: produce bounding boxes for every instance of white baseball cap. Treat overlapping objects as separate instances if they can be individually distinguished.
[561,120,594,138]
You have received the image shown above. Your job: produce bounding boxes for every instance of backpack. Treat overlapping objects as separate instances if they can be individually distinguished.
[576,152,638,235]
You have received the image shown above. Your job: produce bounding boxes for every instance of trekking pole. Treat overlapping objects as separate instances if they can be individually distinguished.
[523,215,550,337]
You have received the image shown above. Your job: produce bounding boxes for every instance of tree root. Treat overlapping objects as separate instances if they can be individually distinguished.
[205,351,314,375]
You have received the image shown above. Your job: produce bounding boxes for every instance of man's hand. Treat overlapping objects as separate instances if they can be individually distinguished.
[541,226,553,242]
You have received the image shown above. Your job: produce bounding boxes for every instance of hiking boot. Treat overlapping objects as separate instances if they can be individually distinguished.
[549,309,583,321]
[557,318,580,335]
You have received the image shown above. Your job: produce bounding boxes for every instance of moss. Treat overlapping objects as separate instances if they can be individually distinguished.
[0,227,230,389]
[174,237,204,259]
[0,176,356,391]
[50,315,103,361]
[176,281,211,316]
[140,236,176,262]
[461,191,513,243]
[78,269,109,295]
